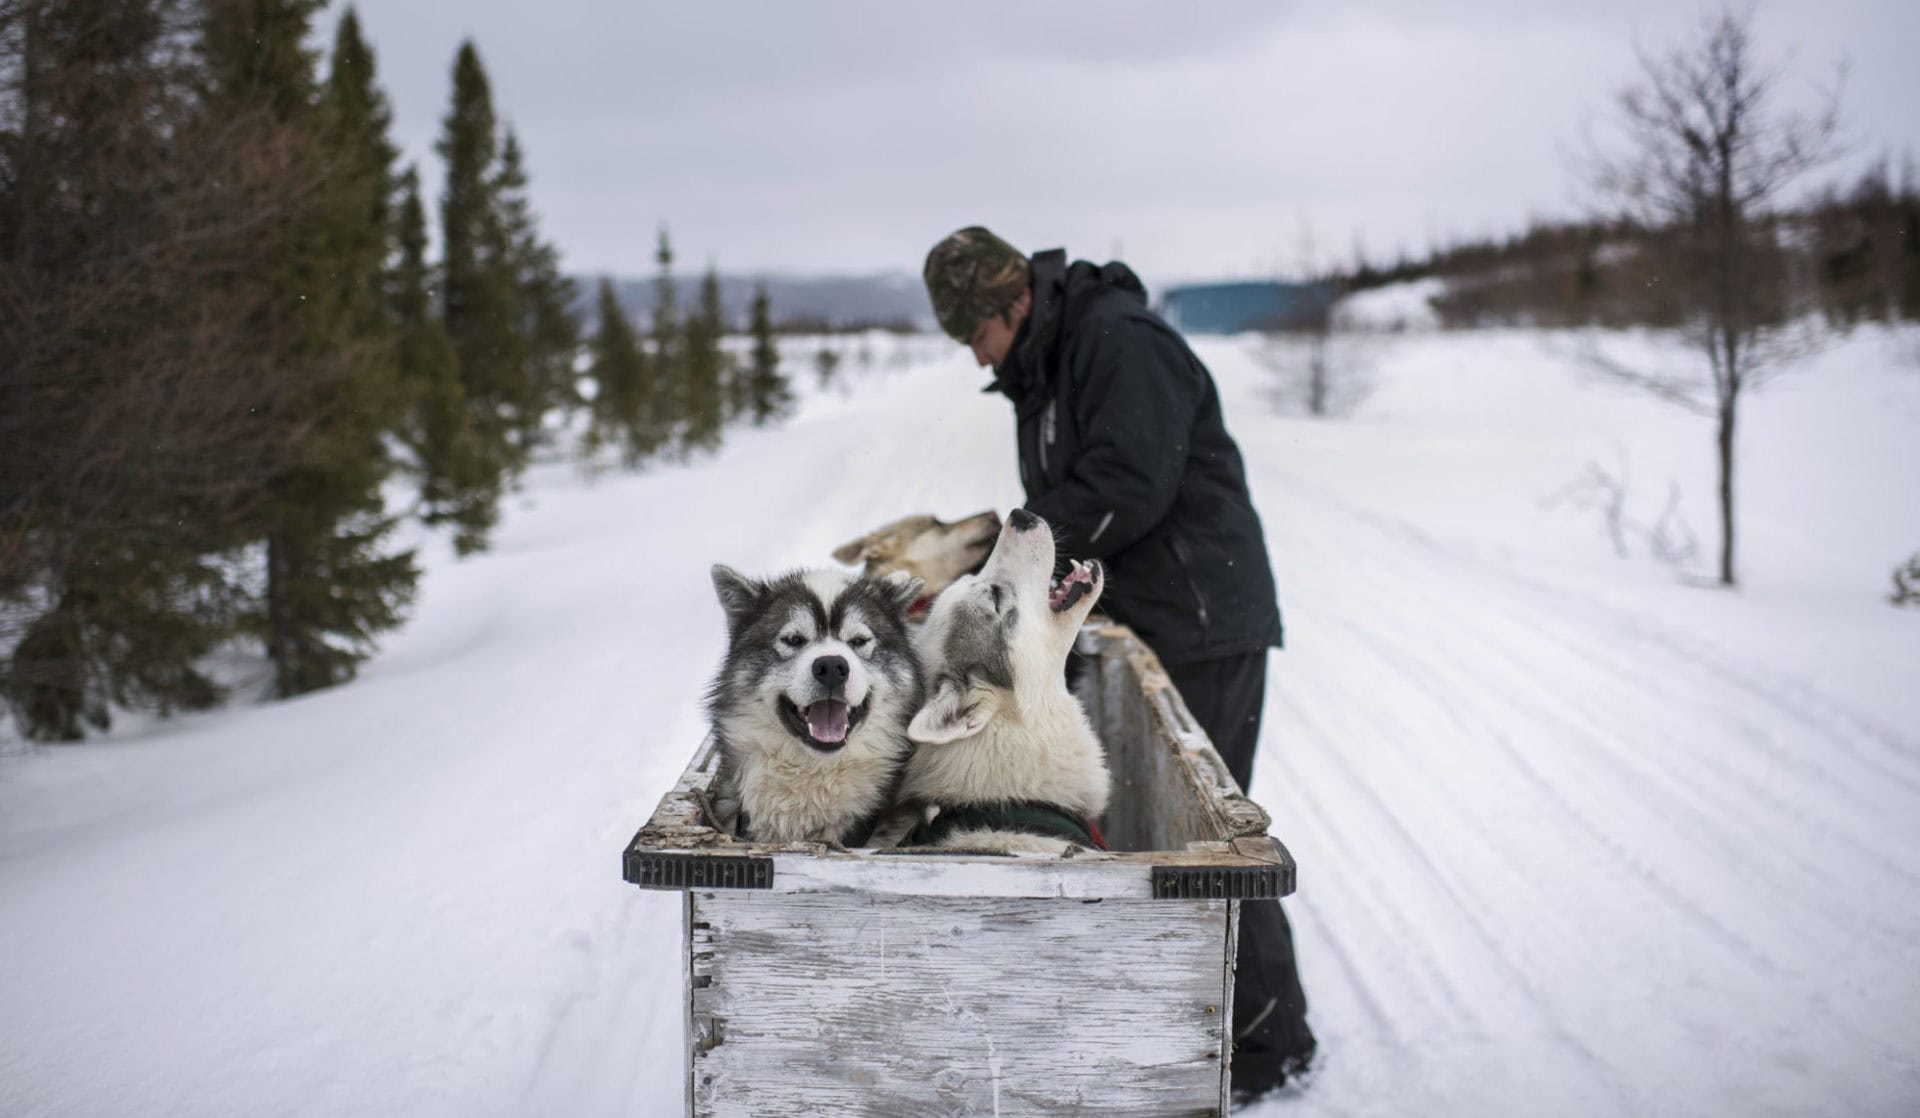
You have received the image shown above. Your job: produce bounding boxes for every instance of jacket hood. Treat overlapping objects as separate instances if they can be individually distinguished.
[986,250,1148,400]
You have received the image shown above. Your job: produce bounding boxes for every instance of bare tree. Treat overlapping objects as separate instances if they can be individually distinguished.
[1257,221,1376,418]
[1257,297,1383,418]
[1583,6,1843,586]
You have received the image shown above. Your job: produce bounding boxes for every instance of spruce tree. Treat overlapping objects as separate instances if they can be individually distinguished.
[200,0,418,698]
[394,167,499,555]
[680,263,728,453]
[493,129,580,453]
[437,41,527,480]
[1893,553,1920,608]
[583,278,662,467]
[650,226,686,451]
[2,0,310,738]
[198,0,321,118]
[744,283,795,426]
[725,294,754,423]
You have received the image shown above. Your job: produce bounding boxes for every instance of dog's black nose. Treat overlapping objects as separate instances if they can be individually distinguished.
[812,655,849,689]
[1008,508,1039,532]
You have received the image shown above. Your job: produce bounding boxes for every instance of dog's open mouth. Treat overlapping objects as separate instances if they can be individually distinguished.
[778,696,870,751]
[1049,559,1101,613]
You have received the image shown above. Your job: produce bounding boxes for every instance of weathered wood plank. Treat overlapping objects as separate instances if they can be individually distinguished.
[682,892,697,1115]
[1090,623,1272,851]
[1099,648,1161,852]
[690,892,1232,1117]
[770,845,1290,900]
[1216,899,1239,1113]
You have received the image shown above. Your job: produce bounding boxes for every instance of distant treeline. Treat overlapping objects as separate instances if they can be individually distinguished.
[0,1,794,742]
[1346,163,1920,331]
[574,273,932,337]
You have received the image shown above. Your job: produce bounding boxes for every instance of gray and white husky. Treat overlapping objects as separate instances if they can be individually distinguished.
[900,509,1112,853]
[707,565,925,846]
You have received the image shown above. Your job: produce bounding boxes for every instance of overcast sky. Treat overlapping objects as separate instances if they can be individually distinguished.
[336,1,1920,285]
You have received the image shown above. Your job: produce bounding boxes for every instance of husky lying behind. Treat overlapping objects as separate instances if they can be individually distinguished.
[899,509,1111,854]
[832,510,1002,618]
[707,565,925,846]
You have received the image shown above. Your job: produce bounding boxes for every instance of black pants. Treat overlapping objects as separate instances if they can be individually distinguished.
[1164,653,1317,1069]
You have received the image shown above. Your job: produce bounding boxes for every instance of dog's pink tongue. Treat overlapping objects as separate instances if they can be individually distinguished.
[807,699,850,743]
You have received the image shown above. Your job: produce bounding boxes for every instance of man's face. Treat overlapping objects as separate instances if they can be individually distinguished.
[965,288,1032,369]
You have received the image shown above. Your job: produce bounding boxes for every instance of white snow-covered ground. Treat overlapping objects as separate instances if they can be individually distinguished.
[3,315,1918,1117]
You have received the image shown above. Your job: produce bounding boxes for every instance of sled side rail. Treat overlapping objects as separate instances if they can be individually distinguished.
[627,833,1294,900]
[624,622,1294,900]
[1076,621,1274,852]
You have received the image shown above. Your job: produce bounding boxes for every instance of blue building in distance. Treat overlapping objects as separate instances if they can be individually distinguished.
[1158,280,1337,334]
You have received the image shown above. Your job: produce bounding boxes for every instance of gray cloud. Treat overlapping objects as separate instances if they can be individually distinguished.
[339,1,1920,283]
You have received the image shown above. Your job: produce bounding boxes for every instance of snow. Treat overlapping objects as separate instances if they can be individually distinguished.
[4,309,1919,1116]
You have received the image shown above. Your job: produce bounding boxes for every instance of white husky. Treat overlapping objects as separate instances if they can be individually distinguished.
[899,509,1112,853]
[707,566,925,846]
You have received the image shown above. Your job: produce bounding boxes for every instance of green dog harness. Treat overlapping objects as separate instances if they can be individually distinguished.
[906,800,1107,850]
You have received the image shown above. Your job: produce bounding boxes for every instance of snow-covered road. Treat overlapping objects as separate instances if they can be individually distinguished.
[1262,467,1919,1116]
[3,327,1917,1116]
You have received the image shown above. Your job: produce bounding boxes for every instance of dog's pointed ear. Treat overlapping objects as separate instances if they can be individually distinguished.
[711,565,764,629]
[908,677,1001,745]
[831,533,872,566]
[878,570,925,617]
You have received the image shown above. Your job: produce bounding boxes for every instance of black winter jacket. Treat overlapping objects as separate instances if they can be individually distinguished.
[989,249,1284,665]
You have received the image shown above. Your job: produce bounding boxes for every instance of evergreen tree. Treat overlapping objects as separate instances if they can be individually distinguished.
[198,0,321,118]
[493,128,580,454]
[3,0,401,737]
[725,298,754,422]
[437,41,526,482]
[583,278,662,467]
[200,0,418,698]
[1893,553,1920,608]
[680,262,728,453]
[744,283,795,426]
[650,226,685,449]
[815,344,842,391]
[393,167,499,554]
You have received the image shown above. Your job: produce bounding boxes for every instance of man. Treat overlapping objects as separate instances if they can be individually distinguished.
[923,226,1317,1100]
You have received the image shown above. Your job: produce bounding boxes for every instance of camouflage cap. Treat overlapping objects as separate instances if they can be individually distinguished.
[923,226,1031,341]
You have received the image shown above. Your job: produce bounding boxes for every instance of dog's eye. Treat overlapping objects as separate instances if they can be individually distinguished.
[780,633,807,649]
[847,634,871,649]
[989,583,1004,609]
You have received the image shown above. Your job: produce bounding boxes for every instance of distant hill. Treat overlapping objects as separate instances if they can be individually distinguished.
[570,272,934,333]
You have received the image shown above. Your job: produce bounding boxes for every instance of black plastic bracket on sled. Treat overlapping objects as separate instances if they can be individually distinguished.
[626,851,774,891]
[1151,864,1291,900]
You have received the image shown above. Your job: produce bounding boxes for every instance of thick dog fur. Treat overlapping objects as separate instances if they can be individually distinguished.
[831,510,1002,614]
[707,566,925,846]
[899,510,1112,854]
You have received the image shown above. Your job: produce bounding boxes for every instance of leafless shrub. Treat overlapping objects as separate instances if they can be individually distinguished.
[1543,461,1632,558]
[1542,453,1700,570]
[1645,483,1702,567]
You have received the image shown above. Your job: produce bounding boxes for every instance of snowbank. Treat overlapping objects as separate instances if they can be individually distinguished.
[4,324,1917,1117]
